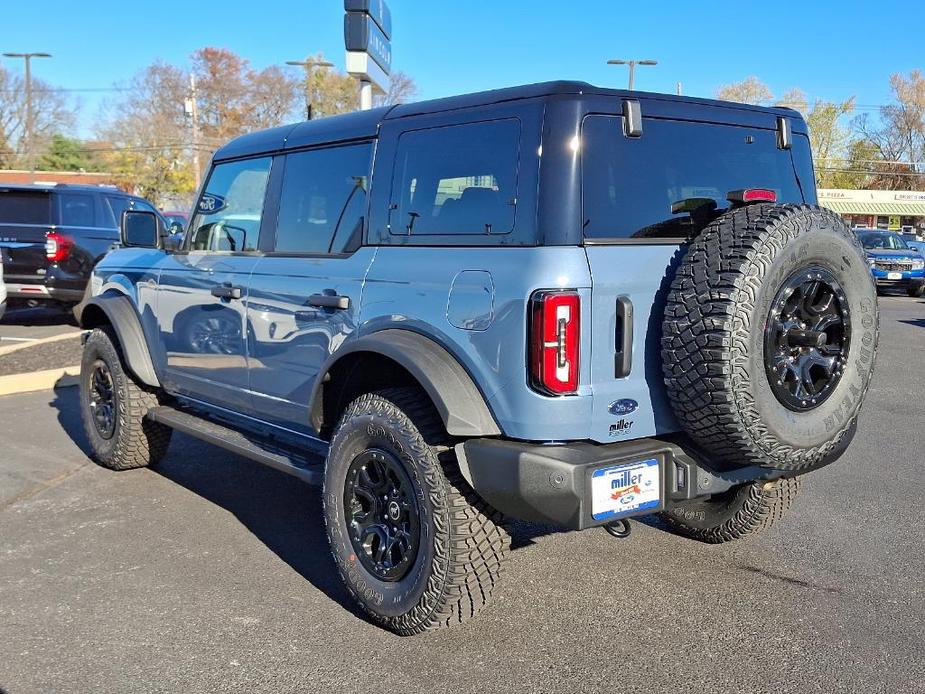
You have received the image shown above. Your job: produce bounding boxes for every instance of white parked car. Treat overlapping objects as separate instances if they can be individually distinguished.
[0,259,7,321]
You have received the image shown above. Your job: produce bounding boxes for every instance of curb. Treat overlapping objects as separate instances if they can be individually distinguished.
[0,366,80,396]
[0,331,83,357]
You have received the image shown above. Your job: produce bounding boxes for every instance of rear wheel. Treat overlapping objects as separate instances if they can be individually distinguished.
[662,477,801,544]
[323,387,509,635]
[80,327,172,470]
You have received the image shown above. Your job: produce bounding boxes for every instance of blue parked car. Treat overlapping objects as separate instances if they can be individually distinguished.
[856,229,925,297]
[75,82,879,634]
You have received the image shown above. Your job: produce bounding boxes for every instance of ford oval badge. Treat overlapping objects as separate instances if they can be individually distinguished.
[608,399,638,416]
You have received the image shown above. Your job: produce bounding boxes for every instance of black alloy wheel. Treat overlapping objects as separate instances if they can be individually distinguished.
[88,359,117,439]
[763,266,851,411]
[343,448,421,582]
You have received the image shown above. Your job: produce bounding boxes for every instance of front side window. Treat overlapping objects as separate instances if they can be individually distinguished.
[581,116,806,240]
[189,157,272,252]
[58,192,95,227]
[274,143,372,254]
[391,119,520,235]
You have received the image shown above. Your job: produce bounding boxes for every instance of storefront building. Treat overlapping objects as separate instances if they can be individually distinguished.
[818,189,925,235]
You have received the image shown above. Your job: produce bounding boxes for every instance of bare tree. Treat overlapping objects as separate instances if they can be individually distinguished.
[776,88,808,115]
[96,62,194,203]
[0,64,76,168]
[854,69,925,190]
[715,76,773,105]
[375,71,419,106]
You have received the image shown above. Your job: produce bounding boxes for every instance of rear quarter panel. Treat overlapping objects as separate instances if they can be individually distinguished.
[360,246,593,441]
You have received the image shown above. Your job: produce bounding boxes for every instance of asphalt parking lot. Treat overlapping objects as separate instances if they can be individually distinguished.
[1,296,924,694]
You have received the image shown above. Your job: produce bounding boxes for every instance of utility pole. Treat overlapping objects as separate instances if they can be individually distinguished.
[607,58,657,91]
[359,79,372,111]
[185,74,201,185]
[3,52,52,173]
[285,57,334,120]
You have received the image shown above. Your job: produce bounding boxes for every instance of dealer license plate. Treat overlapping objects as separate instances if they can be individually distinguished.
[887,271,903,280]
[591,458,660,521]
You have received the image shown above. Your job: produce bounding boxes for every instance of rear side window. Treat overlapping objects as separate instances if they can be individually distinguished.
[390,119,520,235]
[189,157,272,252]
[0,190,52,224]
[58,192,96,227]
[274,143,372,254]
[581,116,806,240]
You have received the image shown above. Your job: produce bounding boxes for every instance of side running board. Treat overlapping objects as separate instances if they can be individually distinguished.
[146,405,326,486]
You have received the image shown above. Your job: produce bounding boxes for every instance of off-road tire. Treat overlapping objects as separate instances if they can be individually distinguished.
[323,387,509,635]
[80,327,172,470]
[662,204,878,472]
[661,477,801,544]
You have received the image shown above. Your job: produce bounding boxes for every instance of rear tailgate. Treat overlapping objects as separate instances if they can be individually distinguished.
[580,113,815,444]
[0,188,53,285]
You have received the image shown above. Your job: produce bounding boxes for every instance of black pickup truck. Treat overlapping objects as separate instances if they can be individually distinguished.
[0,183,161,315]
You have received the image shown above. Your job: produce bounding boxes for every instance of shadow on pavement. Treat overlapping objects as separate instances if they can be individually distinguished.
[47,384,566,621]
[1,306,77,327]
[49,384,365,620]
[899,318,925,330]
[50,385,92,457]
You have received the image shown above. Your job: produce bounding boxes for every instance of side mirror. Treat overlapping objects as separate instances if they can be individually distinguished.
[163,232,184,251]
[121,210,162,248]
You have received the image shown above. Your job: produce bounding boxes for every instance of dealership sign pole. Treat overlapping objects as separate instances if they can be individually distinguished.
[344,0,392,110]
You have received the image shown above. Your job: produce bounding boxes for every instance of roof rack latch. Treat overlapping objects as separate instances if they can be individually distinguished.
[622,99,642,138]
[777,116,792,150]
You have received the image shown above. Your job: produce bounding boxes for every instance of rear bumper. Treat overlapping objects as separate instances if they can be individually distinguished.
[5,282,84,303]
[456,437,792,530]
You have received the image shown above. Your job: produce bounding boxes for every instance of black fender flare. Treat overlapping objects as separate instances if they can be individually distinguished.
[80,292,160,388]
[312,329,502,438]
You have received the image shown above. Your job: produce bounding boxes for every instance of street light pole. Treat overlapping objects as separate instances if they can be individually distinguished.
[285,58,334,120]
[3,52,52,173]
[607,58,657,91]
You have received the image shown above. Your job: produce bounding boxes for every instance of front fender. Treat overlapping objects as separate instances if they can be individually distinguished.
[80,291,160,388]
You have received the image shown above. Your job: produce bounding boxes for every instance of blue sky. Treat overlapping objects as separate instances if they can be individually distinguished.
[2,0,920,136]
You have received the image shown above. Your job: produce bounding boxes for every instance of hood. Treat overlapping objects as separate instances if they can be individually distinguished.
[864,248,924,261]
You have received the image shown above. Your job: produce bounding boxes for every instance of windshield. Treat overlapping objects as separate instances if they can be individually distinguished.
[858,232,909,251]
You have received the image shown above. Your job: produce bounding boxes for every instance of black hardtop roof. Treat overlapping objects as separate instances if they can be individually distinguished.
[0,182,128,195]
[213,80,805,161]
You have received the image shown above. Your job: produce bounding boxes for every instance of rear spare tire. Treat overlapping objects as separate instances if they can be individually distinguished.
[662,204,878,471]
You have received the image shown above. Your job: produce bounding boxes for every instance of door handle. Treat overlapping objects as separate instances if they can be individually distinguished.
[614,296,633,378]
[308,293,350,310]
[211,283,243,300]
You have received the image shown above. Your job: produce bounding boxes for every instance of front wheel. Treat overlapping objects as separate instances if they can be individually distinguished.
[323,387,510,635]
[80,327,172,470]
[908,281,925,298]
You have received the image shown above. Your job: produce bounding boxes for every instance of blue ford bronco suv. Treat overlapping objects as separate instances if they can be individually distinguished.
[77,82,879,635]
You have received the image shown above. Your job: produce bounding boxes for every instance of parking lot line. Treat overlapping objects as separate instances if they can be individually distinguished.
[0,331,82,357]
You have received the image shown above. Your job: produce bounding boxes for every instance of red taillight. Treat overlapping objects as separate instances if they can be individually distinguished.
[727,188,777,204]
[45,232,73,263]
[529,290,580,395]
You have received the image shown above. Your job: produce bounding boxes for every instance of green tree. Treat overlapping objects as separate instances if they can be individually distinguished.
[37,134,101,172]
[805,98,857,188]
